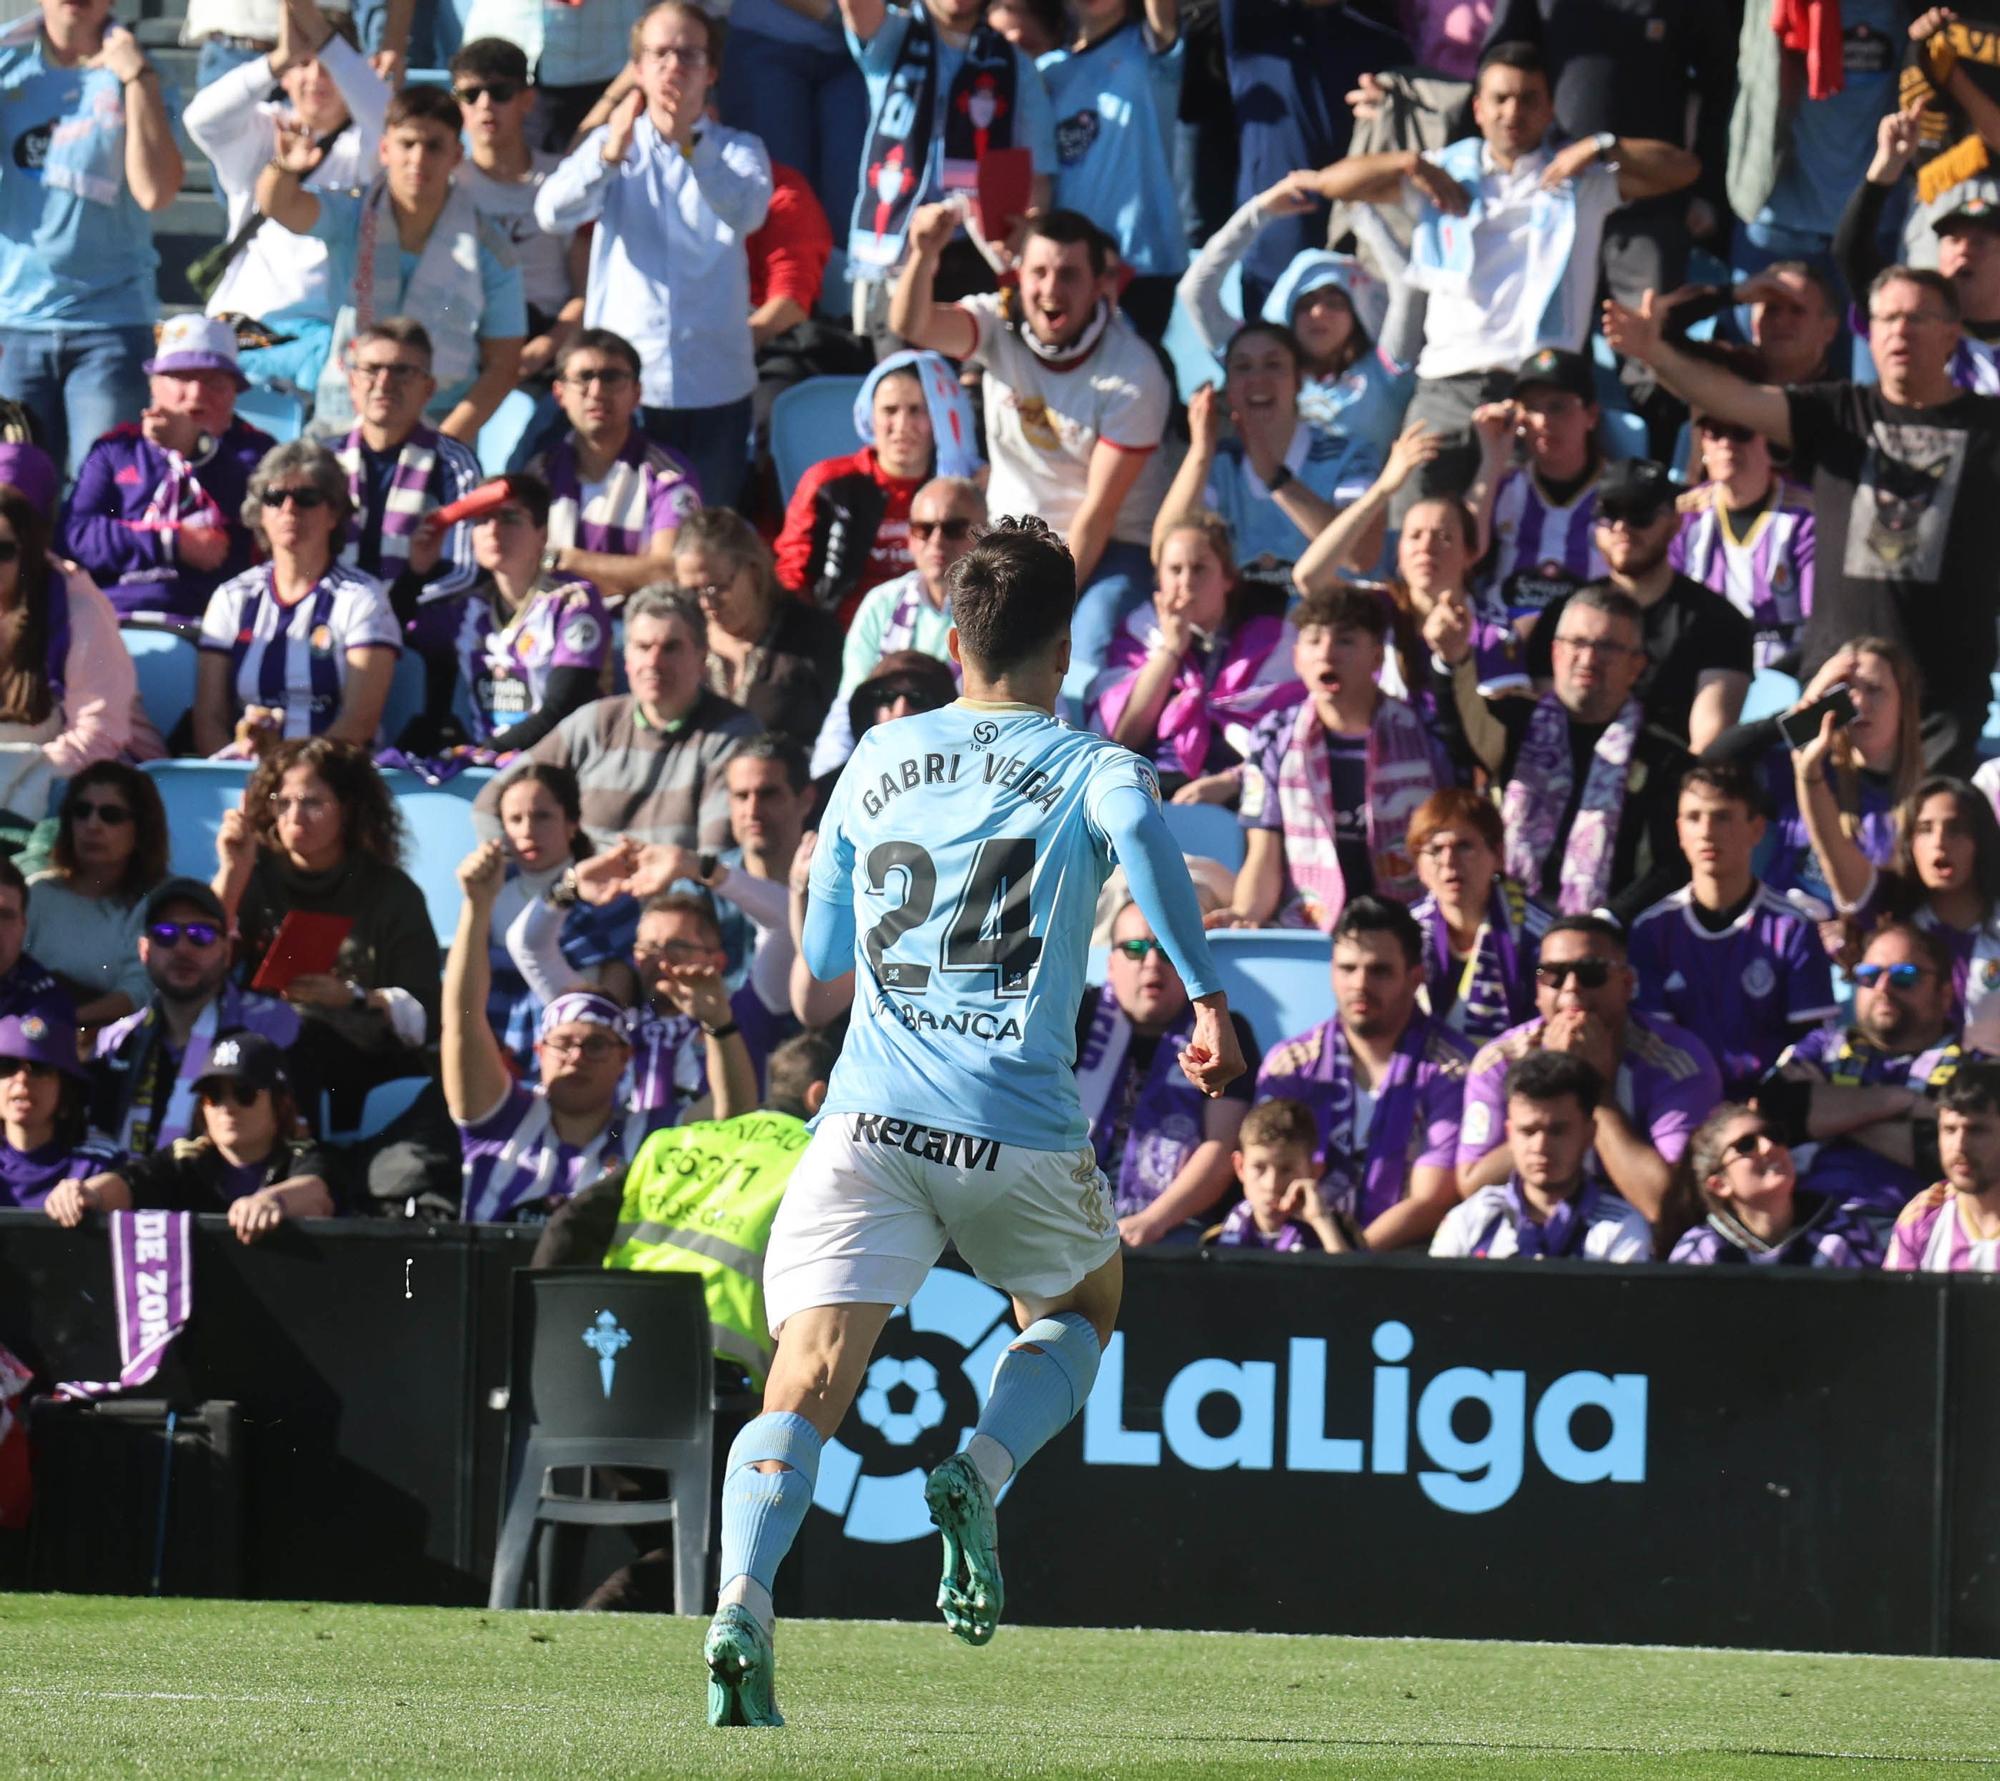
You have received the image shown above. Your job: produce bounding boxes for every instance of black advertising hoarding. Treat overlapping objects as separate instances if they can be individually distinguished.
[787,1253,1946,1655]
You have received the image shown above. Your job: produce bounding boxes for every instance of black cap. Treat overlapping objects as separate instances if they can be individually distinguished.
[193,1031,290,1097]
[1595,458,1677,521]
[1935,178,2000,234]
[143,876,227,928]
[1509,347,1595,401]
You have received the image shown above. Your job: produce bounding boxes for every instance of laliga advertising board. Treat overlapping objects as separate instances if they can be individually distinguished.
[785,1254,1942,1653]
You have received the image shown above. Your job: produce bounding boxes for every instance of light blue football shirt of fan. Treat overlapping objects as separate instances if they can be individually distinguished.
[809,699,1217,1151]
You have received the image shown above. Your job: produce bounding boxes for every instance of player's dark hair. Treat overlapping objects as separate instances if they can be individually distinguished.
[640,889,723,948]
[1541,913,1627,958]
[1505,1048,1602,1116]
[766,1030,840,1118]
[1678,761,1771,821]
[947,516,1078,676]
[1239,1097,1317,1155]
[1294,582,1389,640]
[1941,1061,2000,1120]
[1332,894,1423,968]
[1024,209,1112,277]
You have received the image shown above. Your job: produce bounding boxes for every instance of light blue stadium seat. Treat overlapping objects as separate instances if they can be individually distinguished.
[1741,669,1801,726]
[379,649,428,749]
[320,1075,431,1146]
[1162,800,1247,871]
[122,626,200,744]
[1087,927,1327,1059]
[141,760,253,880]
[1599,409,1650,460]
[235,386,305,444]
[771,375,866,505]
[384,769,491,945]
[403,66,451,87]
[478,388,551,478]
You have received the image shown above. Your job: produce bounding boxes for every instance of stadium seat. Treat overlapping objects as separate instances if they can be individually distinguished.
[478,388,551,478]
[122,626,200,743]
[1162,800,1247,871]
[489,1268,714,1614]
[771,375,866,506]
[1599,408,1649,460]
[378,648,428,749]
[384,769,489,945]
[318,1076,430,1146]
[1740,669,1800,726]
[141,759,253,880]
[403,66,451,87]
[234,386,305,444]
[1203,928,1331,1055]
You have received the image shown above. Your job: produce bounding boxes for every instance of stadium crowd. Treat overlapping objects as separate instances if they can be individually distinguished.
[8,0,2000,1357]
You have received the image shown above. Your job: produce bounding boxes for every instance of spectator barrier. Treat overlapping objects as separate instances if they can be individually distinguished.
[4,1212,1998,1655]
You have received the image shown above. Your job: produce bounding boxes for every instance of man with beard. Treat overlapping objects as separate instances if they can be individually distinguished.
[90,878,304,1158]
[1523,458,1753,751]
[1255,896,1470,1252]
[1762,921,1972,1228]
[892,204,1171,701]
[1427,584,1688,924]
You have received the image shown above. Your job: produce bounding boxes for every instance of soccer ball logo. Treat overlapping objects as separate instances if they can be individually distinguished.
[813,1269,1014,1544]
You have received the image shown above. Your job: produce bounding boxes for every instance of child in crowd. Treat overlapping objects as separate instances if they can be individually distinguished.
[1206,1098,1353,1252]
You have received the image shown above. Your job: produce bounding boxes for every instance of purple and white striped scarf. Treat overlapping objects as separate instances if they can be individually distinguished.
[1211,1201,1319,1250]
[1299,1017,1433,1227]
[55,1211,195,1400]
[336,425,440,577]
[1482,1179,1601,1259]
[1274,694,1439,930]
[1414,878,1537,1047]
[1500,693,1643,916]
[1074,985,1206,1216]
[541,431,700,556]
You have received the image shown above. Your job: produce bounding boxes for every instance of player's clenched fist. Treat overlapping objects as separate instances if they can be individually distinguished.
[1178,994,1246,1098]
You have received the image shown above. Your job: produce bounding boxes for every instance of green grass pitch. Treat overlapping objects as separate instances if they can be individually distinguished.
[2,1595,1998,1777]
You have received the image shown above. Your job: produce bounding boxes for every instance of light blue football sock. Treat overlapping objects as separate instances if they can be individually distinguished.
[968,1313,1102,1487]
[715,1411,823,1630]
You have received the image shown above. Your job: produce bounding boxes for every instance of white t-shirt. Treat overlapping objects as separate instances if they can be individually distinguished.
[1430,1181,1652,1261]
[961,293,1172,546]
[460,153,572,319]
[1413,143,1621,382]
[198,565,402,740]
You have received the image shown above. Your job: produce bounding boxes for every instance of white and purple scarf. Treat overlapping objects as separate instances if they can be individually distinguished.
[55,1211,195,1400]
[1295,1018,1435,1227]
[1478,1179,1602,1260]
[335,424,441,578]
[1074,985,1207,1216]
[1414,878,1544,1047]
[1276,694,1440,930]
[1500,693,1644,916]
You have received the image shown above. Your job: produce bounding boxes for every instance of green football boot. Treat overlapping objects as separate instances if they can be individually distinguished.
[704,1604,783,1728]
[924,1452,1004,1646]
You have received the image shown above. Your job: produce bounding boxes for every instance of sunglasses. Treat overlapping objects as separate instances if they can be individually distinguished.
[1596,504,1669,530]
[1113,937,1166,960]
[0,1057,57,1080]
[148,920,222,948]
[1535,958,1613,989]
[263,486,329,510]
[70,799,133,825]
[199,1083,262,1108]
[561,367,634,390]
[453,80,522,105]
[1723,1128,1777,1162]
[1695,417,1754,444]
[1852,961,1932,991]
[910,517,974,542]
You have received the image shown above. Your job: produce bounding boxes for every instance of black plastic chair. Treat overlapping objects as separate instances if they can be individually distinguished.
[487,1268,714,1614]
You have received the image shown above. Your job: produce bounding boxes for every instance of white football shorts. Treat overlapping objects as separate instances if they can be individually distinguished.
[762,1113,1120,1334]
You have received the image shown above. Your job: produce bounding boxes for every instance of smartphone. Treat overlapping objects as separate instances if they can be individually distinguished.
[1777,683,1856,751]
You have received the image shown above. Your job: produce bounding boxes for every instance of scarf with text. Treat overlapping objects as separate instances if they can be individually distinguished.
[55,1211,195,1399]
[1500,693,1644,916]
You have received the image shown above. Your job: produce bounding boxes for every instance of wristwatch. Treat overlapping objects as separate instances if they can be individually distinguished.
[1592,130,1619,166]
[546,866,581,910]
[702,1019,740,1040]
[540,544,563,575]
[1265,463,1297,495]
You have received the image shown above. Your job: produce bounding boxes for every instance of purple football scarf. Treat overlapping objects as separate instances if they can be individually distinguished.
[1295,1018,1431,1227]
[1074,984,1205,1216]
[1482,1179,1600,1259]
[336,425,441,577]
[55,1211,194,1400]
[1414,879,1532,1044]
[1500,693,1643,915]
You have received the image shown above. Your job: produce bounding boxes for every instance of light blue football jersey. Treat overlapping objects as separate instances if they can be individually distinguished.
[810,699,1161,1151]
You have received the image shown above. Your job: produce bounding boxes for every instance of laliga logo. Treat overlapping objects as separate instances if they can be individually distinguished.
[1084,1320,1647,1515]
[815,1271,1016,1544]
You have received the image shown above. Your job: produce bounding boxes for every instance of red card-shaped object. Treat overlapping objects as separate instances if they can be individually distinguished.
[977,147,1033,243]
[249,911,356,995]
[429,481,512,531]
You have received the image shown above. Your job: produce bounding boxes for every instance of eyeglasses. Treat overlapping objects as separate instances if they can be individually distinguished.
[198,1083,261,1108]
[0,1057,57,1080]
[71,799,133,825]
[560,367,634,390]
[1418,838,1484,864]
[1113,937,1165,960]
[910,517,975,542]
[263,486,329,511]
[1869,308,1951,330]
[453,80,522,105]
[1852,961,1933,991]
[541,1033,626,1061]
[1723,1127,1777,1162]
[0,540,21,565]
[349,361,427,386]
[1552,634,1636,657]
[148,919,222,948]
[640,42,708,63]
[268,794,333,818]
[1534,957,1613,989]
[1695,417,1754,444]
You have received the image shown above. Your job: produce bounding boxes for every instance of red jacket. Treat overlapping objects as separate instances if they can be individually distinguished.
[774,446,926,627]
[749,164,834,318]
